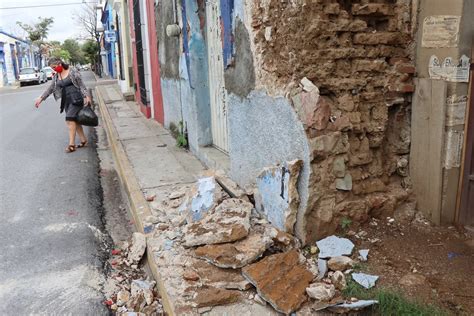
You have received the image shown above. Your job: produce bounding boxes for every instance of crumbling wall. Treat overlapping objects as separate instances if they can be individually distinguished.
[249,0,415,243]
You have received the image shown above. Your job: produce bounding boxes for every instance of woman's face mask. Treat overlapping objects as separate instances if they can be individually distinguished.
[53,65,63,73]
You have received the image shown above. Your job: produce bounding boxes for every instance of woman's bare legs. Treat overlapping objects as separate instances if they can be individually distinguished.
[66,121,77,145]
[76,124,87,143]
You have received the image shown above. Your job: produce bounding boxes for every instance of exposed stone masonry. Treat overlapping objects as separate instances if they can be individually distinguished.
[251,0,415,243]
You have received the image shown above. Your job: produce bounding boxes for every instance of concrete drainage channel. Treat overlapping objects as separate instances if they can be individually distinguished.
[95,96,164,314]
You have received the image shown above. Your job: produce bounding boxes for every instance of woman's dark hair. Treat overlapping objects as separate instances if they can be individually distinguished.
[47,57,70,70]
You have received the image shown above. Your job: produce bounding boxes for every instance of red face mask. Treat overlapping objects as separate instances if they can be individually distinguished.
[54,65,63,73]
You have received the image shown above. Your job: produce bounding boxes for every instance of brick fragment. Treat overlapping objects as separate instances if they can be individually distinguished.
[353,59,387,72]
[396,64,416,74]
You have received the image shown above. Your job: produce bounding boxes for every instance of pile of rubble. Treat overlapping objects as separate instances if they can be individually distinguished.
[141,176,381,315]
[103,232,164,315]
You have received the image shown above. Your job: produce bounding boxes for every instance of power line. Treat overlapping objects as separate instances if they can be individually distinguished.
[0,2,97,10]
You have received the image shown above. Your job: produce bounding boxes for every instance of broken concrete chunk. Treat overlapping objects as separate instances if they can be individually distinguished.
[183,198,252,247]
[187,177,225,222]
[316,236,355,259]
[300,77,319,93]
[359,249,369,261]
[255,160,302,233]
[306,283,336,301]
[327,256,354,271]
[242,250,313,314]
[194,287,241,308]
[116,290,130,307]
[331,271,347,290]
[194,232,273,269]
[317,259,328,280]
[352,273,379,289]
[327,300,378,313]
[128,232,146,263]
[131,279,155,297]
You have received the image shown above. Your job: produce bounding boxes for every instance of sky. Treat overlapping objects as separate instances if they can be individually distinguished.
[0,0,97,42]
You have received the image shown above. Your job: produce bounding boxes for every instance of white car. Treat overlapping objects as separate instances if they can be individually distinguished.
[18,67,43,86]
[41,67,54,80]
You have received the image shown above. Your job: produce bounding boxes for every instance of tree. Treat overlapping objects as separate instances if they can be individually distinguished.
[62,39,86,65]
[17,17,54,43]
[73,4,97,40]
[82,39,99,64]
[17,17,54,67]
[51,49,71,62]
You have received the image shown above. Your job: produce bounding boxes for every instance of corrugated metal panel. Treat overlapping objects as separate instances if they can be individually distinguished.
[206,0,229,153]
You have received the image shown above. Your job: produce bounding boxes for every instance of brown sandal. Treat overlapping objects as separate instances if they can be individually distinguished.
[65,145,76,153]
[77,140,88,148]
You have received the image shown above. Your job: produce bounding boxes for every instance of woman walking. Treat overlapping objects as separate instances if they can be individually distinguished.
[35,57,92,153]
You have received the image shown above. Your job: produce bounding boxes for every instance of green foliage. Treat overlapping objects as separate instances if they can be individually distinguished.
[51,49,71,62]
[17,17,54,43]
[342,279,448,316]
[61,39,85,65]
[340,217,352,230]
[81,39,99,64]
[176,121,188,148]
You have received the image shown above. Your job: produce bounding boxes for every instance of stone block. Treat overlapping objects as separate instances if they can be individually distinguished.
[194,287,241,308]
[255,160,302,233]
[310,132,348,159]
[193,259,252,291]
[292,89,331,130]
[306,283,335,301]
[335,174,352,191]
[194,232,273,269]
[332,156,346,178]
[327,256,354,271]
[183,198,252,247]
[242,250,313,314]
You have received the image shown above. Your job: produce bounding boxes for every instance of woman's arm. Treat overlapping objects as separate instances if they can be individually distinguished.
[39,77,56,101]
[73,69,91,100]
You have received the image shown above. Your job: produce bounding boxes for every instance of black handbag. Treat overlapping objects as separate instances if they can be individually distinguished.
[77,106,99,127]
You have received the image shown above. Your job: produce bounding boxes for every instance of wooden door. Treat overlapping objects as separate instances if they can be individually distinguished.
[457,60,474,225]
[206,0,229,153]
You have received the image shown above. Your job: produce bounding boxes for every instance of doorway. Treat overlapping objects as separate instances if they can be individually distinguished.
[457,55,474,225]
[206,0,229,153]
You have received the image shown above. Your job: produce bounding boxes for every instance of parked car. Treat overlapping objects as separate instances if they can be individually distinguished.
[41,67,54,80]
[18,67,43,86]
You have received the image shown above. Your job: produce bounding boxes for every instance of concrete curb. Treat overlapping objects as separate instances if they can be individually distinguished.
[95,86,176,316]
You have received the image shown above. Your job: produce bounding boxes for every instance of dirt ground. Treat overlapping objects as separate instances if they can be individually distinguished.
[348,216,474,315]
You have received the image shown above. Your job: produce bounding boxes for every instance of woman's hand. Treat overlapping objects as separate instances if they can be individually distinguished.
[84,96,91,106]
[34,97,42,108]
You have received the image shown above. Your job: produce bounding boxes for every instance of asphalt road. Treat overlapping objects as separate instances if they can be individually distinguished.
[0,71,110,315]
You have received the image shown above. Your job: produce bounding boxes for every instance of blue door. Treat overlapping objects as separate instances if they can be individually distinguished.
[10,44,18,79]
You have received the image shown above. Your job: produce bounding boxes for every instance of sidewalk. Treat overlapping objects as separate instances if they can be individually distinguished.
[96,83,280,315]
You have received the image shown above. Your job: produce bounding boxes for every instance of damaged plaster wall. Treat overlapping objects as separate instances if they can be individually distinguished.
[248,0,416,243]
[225,8,311,236]
[228,91,311,235]
[155,0,212,152]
